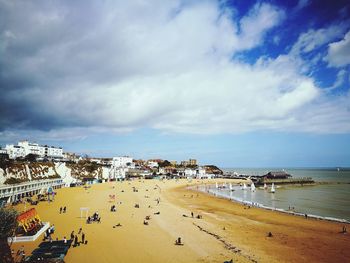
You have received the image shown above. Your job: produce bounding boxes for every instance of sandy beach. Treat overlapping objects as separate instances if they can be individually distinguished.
[10,179,350,263]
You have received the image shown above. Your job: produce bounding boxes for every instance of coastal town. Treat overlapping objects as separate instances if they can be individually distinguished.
[0,140,316,205]
[0,139,319,209]
[0,140,224,204]
[0,141,349,263]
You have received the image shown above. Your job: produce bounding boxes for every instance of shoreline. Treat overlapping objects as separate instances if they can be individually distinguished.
[193,185,350,224]
[167,180,350,263]
[9,179,350,263]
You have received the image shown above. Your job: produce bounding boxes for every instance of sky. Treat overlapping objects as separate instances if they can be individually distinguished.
[0,0,350,167]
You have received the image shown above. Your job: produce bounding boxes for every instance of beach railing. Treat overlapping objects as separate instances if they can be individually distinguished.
[8,222,50,243]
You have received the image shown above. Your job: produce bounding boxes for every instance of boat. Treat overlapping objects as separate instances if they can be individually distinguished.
[250,182,256,192]
[270,183,275,193]
[229,183,234,191]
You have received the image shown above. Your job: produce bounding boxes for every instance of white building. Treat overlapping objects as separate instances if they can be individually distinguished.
[196,167,207,179]
[0,148,8,155]
[110,157,134,180]
[183,167,208,179]
[18,141,42,156]
[112,156,133,168]
[4,145,25,159]
[47,146,63,158]
[147,161,159,168]
[184,168,196,177]
[5,140,63,159]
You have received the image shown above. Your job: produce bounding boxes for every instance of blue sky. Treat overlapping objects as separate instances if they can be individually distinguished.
[0,0,350,167]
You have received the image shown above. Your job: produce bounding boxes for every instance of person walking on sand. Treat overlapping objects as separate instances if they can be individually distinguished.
[82,232,85,244]
[60,207,62,214]
[70,231,75,240]
[63,206,66,213]
[74,235,78,246]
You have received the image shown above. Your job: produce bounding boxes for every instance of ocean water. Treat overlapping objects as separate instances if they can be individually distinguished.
[208,168,350,221]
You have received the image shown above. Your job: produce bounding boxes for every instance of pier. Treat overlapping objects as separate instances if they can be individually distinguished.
[255,177,315,186]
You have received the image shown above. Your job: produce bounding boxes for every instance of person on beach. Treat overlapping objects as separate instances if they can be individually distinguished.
[74,235,79,246]
[70,231,75,240]
[63,206,67,213]
[78,227,82,234]
[82,232,85,244]
[51,224,55,233]
[191,212,194,218]
[60,207,62,214]
[175,237,183,245]
[63,236,67,244]
[342,226,347,233]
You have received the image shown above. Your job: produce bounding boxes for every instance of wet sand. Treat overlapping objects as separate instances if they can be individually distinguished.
[10,179,350,263]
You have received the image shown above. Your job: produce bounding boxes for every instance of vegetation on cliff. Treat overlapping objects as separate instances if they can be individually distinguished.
[1,161,60,184]
[203,165,223,175]
[66,160,103,180]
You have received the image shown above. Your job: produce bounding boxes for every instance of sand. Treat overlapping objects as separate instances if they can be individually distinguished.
[10,179,350,263]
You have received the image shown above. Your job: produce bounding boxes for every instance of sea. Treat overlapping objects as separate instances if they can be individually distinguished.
[204,168,350,222]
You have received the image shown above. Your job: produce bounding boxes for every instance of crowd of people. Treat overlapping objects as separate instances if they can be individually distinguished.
[87,212,101,224]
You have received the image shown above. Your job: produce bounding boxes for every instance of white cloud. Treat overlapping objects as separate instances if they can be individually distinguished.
[0,0,349,138]
[327,30,350,67]
[291,21,349,55]
[238,2,285,50]
[295,0,310,11]
[326,69,347,91]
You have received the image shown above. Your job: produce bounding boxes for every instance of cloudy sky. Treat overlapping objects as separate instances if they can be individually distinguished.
[1,0,350,167]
